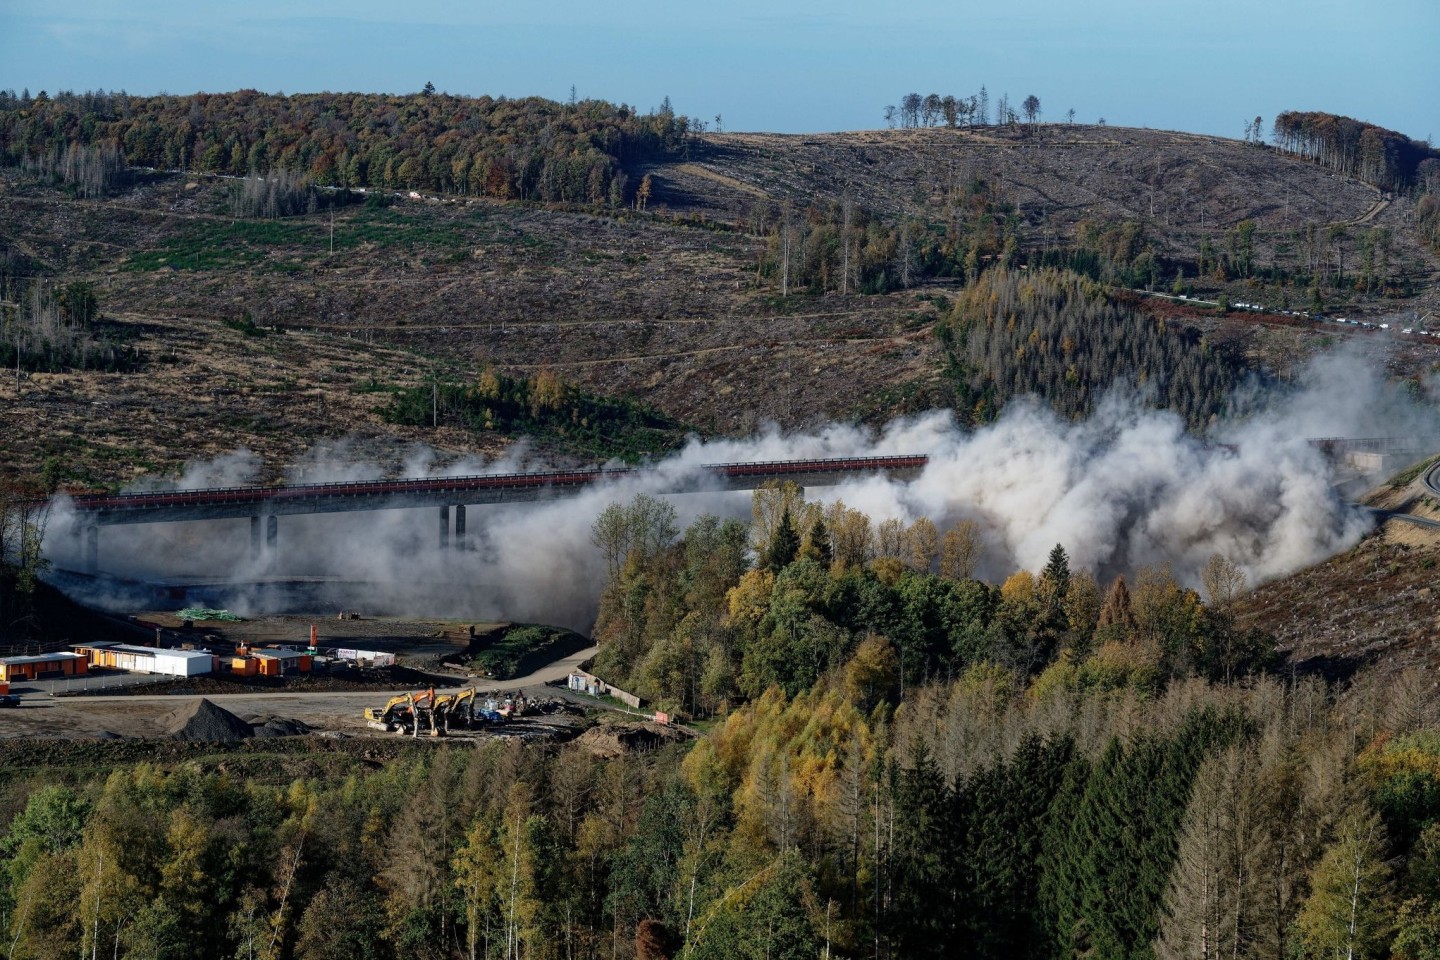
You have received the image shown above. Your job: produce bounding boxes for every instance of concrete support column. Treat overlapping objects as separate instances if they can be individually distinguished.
[438,505,450,550]
[265,515,278,571]
[453,505,466,551]
[250,515,262,560]
[84,526,98,575]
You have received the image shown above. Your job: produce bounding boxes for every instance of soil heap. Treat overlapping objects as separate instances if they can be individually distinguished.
[574,722,686,759]
[247,715,313,738]
[162,698,256,742]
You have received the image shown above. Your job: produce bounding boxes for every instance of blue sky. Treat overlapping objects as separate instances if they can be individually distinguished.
[2,0,1436,141]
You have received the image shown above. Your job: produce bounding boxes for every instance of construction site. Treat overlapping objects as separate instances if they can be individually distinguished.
[0,602,694,750]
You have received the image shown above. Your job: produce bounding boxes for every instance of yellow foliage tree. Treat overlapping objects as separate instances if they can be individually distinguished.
[907,517,939,572]
[1000,569,1036,605]
[530,368,565,415]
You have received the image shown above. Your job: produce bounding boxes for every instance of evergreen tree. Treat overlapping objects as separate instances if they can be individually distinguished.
[891,739,956,955]
[762,508,800,573]
[800,513,832,568]
[1041,544,1072,602]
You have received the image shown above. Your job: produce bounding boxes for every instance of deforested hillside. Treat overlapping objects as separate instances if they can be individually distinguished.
[2,92,1439,485]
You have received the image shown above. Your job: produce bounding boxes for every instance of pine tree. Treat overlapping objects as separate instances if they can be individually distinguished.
[762,508,800,573]
[1098,576,1138,632]
[800,514,832,567]
[1041,544,1071,601]
[891,739,955,956]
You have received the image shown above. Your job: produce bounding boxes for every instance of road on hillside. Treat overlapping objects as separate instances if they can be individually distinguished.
[1426,459,1440,500]
[1367,456,1440,531]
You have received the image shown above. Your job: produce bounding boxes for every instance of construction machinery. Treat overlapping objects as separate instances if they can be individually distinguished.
[363,689,436,735]
[433,688,479,733]
[364,688,516,736]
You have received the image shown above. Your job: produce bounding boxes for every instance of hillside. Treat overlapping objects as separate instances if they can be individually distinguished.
[1235,462,1440,678]
[3,111,1440,484]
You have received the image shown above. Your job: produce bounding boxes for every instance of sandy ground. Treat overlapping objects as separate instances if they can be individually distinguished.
[0,645,598,740]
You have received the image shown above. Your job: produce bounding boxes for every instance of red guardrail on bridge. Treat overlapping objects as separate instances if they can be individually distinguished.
[59,455,931,514]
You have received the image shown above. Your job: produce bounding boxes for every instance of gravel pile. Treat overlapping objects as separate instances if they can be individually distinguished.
[248,715,312,738]
[163,698,255,742]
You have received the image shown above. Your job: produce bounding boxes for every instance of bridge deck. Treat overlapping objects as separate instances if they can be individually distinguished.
[59,455,930,526]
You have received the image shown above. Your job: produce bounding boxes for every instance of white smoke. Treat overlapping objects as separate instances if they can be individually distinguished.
[40,348,1438,631]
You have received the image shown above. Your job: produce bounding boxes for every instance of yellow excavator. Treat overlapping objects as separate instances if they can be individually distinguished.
[364,689,436,735]
[432,688,478,733]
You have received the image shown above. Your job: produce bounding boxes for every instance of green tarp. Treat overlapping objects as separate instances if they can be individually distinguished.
[176,607,243,622]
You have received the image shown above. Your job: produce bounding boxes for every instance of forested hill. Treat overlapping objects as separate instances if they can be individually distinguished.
[1271,111,1439,191]
[0,89,693,204]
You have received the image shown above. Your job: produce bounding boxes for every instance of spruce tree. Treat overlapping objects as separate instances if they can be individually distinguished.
[763,507,800,572]
[1041,544,1071,602]
[801,514,832,567]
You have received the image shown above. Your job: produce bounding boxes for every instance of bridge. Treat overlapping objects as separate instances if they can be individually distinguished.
[54,455,929,575]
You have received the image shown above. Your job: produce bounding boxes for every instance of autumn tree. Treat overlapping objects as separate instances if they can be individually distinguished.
[940,520,984,581]
[1296,807,1395,960]
[907,517,938,572]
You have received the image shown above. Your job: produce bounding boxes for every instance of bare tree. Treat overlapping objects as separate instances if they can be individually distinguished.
[1201,553,1247,613]
[922,94,942,127]
[900,93,922,128]
[896,219,919,288]
[1022,95,1041,132]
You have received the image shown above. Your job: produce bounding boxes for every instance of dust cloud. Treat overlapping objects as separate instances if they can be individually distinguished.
[41,349,1438,632]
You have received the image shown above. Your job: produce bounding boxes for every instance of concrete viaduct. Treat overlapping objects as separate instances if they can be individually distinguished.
[55,455,929,575]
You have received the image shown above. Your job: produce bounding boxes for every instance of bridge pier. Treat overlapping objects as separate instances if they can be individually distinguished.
[454,505,466,551]
[438,506,450,550]
[84,525,98,575]
[250,516,262,560]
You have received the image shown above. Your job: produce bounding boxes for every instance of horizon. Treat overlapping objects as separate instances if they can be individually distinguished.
[2,0,1436,144]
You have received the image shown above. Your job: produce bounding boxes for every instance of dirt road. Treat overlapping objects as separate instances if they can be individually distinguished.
[1,646,599,740]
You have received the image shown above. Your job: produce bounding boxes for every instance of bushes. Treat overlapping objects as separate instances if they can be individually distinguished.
[466,624,587,680]
[382,370,689,461]
[0,279,140,373]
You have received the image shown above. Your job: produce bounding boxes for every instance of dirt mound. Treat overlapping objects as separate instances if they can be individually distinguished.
[161,698,254,741]
[574,722,685,759]
[247,715,312,738]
